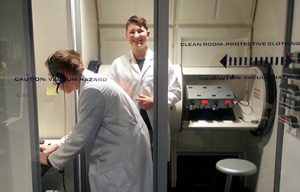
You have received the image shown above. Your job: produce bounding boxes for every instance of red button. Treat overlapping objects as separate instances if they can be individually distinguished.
[224,100,232,105]
[201,100,209,105]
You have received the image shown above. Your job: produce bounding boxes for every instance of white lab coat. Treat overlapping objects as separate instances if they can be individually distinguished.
[108,48,182,127]
[48,69,153,192]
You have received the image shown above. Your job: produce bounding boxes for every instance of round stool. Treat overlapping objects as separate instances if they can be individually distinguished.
[216,158,257,192]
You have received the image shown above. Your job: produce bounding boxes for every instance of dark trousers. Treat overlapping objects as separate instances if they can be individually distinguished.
[140,109,153,145]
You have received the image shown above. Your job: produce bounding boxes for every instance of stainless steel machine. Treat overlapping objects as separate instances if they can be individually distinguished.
[170,66,277,134]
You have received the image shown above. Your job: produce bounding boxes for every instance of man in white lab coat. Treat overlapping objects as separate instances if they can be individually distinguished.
[40,49,153,192]
[108,15,182,144]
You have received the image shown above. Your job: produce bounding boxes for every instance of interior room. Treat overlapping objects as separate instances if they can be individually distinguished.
[1,0,300,191]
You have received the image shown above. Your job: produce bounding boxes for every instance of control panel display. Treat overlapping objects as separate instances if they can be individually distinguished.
[186,85,235,110]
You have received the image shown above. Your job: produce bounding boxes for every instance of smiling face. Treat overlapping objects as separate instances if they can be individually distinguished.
[126,23,150,51]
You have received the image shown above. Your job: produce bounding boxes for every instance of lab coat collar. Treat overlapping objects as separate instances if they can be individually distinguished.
[79,69,93,91]
[129,48,153,76]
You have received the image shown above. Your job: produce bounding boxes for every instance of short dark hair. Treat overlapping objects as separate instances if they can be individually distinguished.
[126,15,149,31]
[46,49,83,75]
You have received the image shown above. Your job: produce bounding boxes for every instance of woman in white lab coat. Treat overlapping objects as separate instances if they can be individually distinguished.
[108,16,182,142]
[40,49,153,192]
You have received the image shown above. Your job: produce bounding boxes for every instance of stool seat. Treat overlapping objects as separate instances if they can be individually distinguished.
[216,158,257,176]
[216,158,257,192]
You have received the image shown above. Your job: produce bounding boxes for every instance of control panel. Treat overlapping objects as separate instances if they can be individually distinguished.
[186,85,235,111]
[179,67,270,130]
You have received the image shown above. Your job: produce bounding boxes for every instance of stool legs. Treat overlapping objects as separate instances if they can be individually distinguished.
[224,175,232,192]
[216,158,257,192]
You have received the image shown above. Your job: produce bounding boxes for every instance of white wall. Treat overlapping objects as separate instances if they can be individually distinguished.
[175,28,251,66]
[80,0,99,66]
[97,0,255,65]
[249,0,287,191]
[32,0,75,139]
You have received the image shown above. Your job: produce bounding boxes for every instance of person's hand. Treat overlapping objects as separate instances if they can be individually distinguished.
[40,144,59,154]
[40,152,48,165]
[136,94,153,109]
[39,144,58,166]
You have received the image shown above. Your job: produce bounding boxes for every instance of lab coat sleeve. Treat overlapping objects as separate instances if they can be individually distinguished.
[48,88,106,170]
[56,133,70,147]
[168,64,182,106]
[107,60,119,83]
